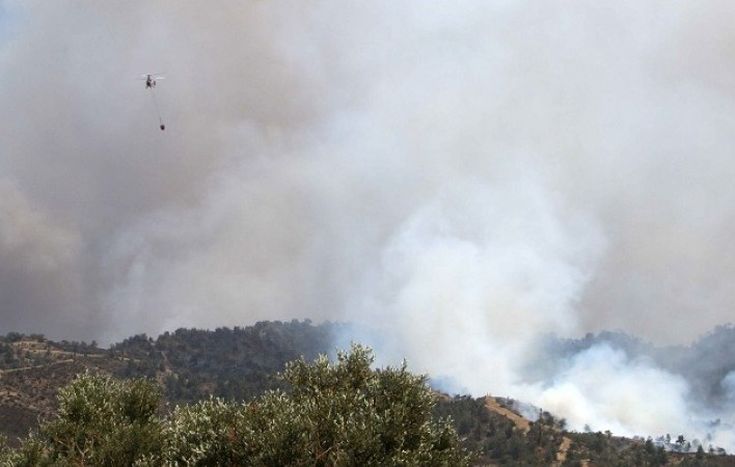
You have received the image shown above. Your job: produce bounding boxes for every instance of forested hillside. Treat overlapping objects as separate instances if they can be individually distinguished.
[0,320,336,443]
[110,320,336,401]
[1,322,733,465]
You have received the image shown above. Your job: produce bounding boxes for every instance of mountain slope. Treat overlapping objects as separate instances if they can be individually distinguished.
[1,322,734,465]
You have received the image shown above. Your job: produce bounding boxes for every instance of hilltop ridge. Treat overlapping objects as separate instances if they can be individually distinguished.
[1,321,733,465]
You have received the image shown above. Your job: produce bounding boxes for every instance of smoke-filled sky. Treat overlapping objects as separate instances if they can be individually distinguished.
[3,0,735,446]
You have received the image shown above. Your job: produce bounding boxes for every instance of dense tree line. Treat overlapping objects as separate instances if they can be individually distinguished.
[111,320,337,402]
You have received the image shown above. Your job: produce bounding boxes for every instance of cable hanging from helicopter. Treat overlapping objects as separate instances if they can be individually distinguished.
[139,73,166,130]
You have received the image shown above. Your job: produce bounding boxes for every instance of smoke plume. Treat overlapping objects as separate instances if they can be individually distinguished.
[2,0,735,448]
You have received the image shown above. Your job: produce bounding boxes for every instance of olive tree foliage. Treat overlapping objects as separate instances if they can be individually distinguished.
[163,344,470,466]
[1,372,163,466]
[1,345,469,466]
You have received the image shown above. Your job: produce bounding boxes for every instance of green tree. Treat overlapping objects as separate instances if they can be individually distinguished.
[164,344,470,466]
[2,345,470,466]
[4,372,163,466]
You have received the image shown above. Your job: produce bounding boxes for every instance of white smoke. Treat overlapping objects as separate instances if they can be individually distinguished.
[3,0,735,449]
[531,345,691,437]
[724,372,735,400]
[352,175,603,394]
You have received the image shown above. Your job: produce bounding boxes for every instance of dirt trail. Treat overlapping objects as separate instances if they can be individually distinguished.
[553,436,572,466]
[483,395,575,466]
[0,359,74,375]
[17,345,105,359]
[155,350,174,385]
[484,396,531,433]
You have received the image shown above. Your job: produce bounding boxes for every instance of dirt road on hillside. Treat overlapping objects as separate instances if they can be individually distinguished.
[484,396,531,433]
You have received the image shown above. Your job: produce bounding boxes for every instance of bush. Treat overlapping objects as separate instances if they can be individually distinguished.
[2,345,470,466]
[2,372,163,466]
[161,344,470,465]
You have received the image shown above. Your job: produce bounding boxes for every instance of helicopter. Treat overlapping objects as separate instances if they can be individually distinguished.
[139,73,165,89]
[138,73,166,130]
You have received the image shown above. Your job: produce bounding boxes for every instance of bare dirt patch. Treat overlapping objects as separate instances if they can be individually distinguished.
[484,395,531,433]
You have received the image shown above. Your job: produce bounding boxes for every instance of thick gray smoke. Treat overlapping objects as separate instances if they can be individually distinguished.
[2,0,735,448]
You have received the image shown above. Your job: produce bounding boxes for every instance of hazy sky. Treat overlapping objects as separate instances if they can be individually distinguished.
[2,0,735,348]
